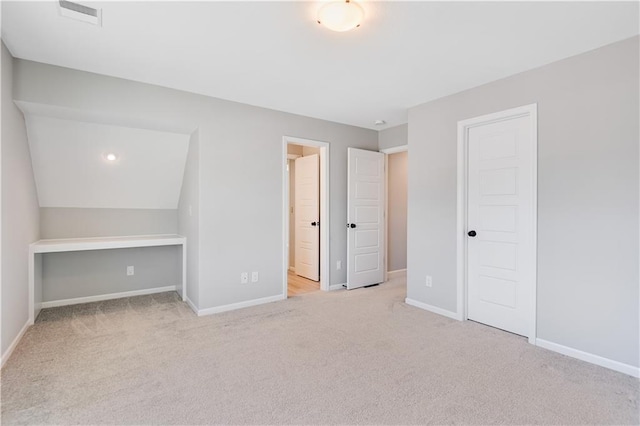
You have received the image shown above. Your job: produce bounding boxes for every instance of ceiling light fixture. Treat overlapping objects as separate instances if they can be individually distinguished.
[374,120,386,126]
[317,0,365,32]
[104,153,118,162]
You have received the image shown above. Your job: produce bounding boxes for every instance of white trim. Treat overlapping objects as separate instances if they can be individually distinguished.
[29,234,187,323]
[196,294,286,316]
[40,285,178,309]
[1,321,30,369]
[282,136,330,296]
[287,153,301,160]
[456,103,538,341]
[536,338,640,378]
[180,240,187,300]
[384,153,389,280]
[329,283,346,291]
[380,145,408,155]
[387,269,407,280]
[405,298,459,320]
[185,297,199,315]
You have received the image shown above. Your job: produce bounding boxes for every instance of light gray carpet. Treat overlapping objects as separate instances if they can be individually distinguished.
[1,278,638,425]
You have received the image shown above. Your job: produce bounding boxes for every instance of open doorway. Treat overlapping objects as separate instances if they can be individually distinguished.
[282,137,329,298]
[381,145,408,281]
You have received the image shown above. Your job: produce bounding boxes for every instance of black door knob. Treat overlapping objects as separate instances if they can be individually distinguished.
[350,223,356,229]
[468,230,477,237]
[311,222,317,226]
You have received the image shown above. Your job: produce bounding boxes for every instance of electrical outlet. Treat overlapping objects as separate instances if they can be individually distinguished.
[426,275,432,287]
[337,260,342,270]
[240,272,249,284]
[251,271,259,283]
[127,266,134,276]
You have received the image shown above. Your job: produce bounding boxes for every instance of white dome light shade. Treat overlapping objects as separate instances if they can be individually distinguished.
[317,0,364,32]
[103,152,118,162]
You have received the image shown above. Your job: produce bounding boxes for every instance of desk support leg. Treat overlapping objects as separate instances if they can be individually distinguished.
[181,242,187,301]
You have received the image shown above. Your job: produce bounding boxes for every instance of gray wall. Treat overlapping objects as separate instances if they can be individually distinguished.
[1,42,40,357]
[42,247,180,302]
[40,208,177,239]
[387,151,407,271]
[407,36,639,367]
[39,207,180,304]
[178,131,200,305]
[199,113,375,308]
[12,58,378,311]
[379,124,408,150]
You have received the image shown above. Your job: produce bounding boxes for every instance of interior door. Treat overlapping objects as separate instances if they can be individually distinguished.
[347,148,385,289]
[294,154,320,281]
[467,114,534,337]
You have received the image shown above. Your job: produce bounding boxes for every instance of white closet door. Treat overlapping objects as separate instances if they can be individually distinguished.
[346,148,385,290]
[467,114,534,337]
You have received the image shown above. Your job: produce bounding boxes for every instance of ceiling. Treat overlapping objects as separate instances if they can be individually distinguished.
[25,115,190,209]
[2,1,638,130]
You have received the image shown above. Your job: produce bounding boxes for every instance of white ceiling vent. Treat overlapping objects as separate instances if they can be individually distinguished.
[58,0,101,26]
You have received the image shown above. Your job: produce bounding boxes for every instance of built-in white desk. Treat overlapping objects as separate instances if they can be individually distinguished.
[29,234,187,324]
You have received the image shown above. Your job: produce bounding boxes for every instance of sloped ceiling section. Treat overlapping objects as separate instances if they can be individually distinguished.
[25,115,190,209]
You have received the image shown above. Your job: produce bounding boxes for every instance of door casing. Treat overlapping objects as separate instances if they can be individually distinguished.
[282,136,330,295]
[456,103,538,344]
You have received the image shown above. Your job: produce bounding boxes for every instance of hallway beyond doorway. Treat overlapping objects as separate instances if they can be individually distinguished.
[287,270,320,297]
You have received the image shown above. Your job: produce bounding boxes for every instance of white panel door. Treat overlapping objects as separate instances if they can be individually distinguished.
[347,148,385,290]
[295,154,320,281]
[467,114,534,336]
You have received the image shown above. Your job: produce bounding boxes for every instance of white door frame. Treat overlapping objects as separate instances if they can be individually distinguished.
[282,136,330,295]
[456,104,538,344]
[380,145,408,281]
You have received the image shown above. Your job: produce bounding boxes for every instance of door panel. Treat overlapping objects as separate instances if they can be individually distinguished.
[467,114,534,337]
[347,148,385,289]
[294,154,320,281]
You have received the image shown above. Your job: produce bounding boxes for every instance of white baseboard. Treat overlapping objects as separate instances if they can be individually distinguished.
[185,297,199,315]
[329,283,346,291]
[387,269,407,280]
[535,338,639,378]
[197,293,286,316]
[40,285,178,309]
[1,320,30,369]
[405,298,461,320]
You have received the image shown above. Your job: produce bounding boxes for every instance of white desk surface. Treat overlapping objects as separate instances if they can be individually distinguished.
[30,234,186,254]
